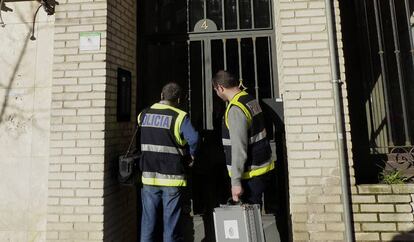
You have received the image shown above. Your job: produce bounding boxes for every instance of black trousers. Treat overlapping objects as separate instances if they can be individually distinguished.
[241,173,270,205]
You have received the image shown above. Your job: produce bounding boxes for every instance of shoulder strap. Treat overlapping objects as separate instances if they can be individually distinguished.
[124,125,139,157]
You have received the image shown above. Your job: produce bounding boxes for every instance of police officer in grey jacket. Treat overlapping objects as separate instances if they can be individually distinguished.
[212,70,274,204]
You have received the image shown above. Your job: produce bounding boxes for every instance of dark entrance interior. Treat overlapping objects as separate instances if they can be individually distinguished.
[339,0,414,184]
[136,0,290,241]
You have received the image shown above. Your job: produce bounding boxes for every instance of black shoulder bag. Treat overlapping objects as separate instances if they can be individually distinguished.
[118,126,141,186]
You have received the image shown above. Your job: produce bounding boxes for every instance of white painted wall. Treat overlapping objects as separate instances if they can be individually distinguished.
[0,2,54,241]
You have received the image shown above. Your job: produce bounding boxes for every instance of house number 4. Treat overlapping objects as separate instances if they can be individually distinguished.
[201,20,208,30]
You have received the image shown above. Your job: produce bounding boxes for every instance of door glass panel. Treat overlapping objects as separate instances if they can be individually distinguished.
[211,40,227,129]
[240,0,252,29]
[225,39,240,78]
[189,41,204,130]
[254,0,271,28]
[257,37,272,99]
[240,38,255,94]
[190,0,204,32]
[211,40,224,74]
[224,0,237,30]
[142,43,163,106]
[144,0,187,34]
[142,41,188,107]
[159,0,187,33]
[143,0,159,34]
[190,0,272,31]
[207,0,223,30]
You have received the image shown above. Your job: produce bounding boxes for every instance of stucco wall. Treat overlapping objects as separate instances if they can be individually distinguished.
[0,2,54,241]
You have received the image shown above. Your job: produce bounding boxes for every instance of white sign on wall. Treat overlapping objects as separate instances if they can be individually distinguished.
[79,32,101,51]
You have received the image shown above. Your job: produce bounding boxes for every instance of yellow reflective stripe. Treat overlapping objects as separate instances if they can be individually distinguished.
[150,103,188,146]
[174,112,187,146]
[228,160,275,179]
[142,177,187,187]
[137,112,142,126]
[224,91,252,128]
[231,102,252,126]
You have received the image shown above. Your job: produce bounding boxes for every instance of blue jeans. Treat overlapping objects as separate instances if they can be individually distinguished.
[140,185,183,242]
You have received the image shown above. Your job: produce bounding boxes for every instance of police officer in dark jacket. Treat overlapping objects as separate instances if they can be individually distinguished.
[138,82,199,242]
[212,70,274,204]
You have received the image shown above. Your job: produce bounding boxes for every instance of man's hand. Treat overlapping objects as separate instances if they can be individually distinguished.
[231,185,243,202]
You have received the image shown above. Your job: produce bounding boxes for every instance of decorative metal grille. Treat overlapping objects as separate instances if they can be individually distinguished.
[356,0,414,153]
[187,0,278,130]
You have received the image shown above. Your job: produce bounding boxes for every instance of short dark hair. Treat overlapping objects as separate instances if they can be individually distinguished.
[161,82,182,101]
[212,70,239,88]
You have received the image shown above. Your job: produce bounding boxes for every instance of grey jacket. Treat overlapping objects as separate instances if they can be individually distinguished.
[227,106,249,186]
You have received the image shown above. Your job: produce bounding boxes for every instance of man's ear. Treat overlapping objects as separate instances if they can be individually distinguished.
[160,93,164,100]
[177,98,181,104]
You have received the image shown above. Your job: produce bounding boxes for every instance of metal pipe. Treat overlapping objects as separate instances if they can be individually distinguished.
[373,0,394,146]
[236,0,240,30]
[253,37,259,99]
[324,0,354,241]
[237,38,243,87]
[187,0,190,33]
[201,41,206,129]
[389,0,411,146]
[187,40,192,117]
[268,0,273,28]
[205,39,214,130]
[223,38,227,70]
[189,29,275,40]
[268,36,275,98]
[187,1,191,116]
[250,0,255,29]
[203,0,207,19]
[222,0,225,30]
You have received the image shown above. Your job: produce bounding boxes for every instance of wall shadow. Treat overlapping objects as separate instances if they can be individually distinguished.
[340,0,414,184]
[0,8,32,124]
[261,99,292,242]
[391,229,414,241]
[102,1,138,241]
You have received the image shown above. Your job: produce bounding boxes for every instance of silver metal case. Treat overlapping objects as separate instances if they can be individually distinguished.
[213,204,265,242]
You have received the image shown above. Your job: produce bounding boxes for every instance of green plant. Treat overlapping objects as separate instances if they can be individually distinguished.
[379,169,408,184]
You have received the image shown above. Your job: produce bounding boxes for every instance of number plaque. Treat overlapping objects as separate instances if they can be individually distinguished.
[193,19,217,32]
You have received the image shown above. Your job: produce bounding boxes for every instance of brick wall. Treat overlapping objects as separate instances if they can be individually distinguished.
[103,0,137,241]
[275,0,353,240]
[48,0,137,240]
[353,185,414,241]
[47,0,109,241]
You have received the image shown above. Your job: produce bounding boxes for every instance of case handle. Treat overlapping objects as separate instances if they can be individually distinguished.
[227,197,244,206]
